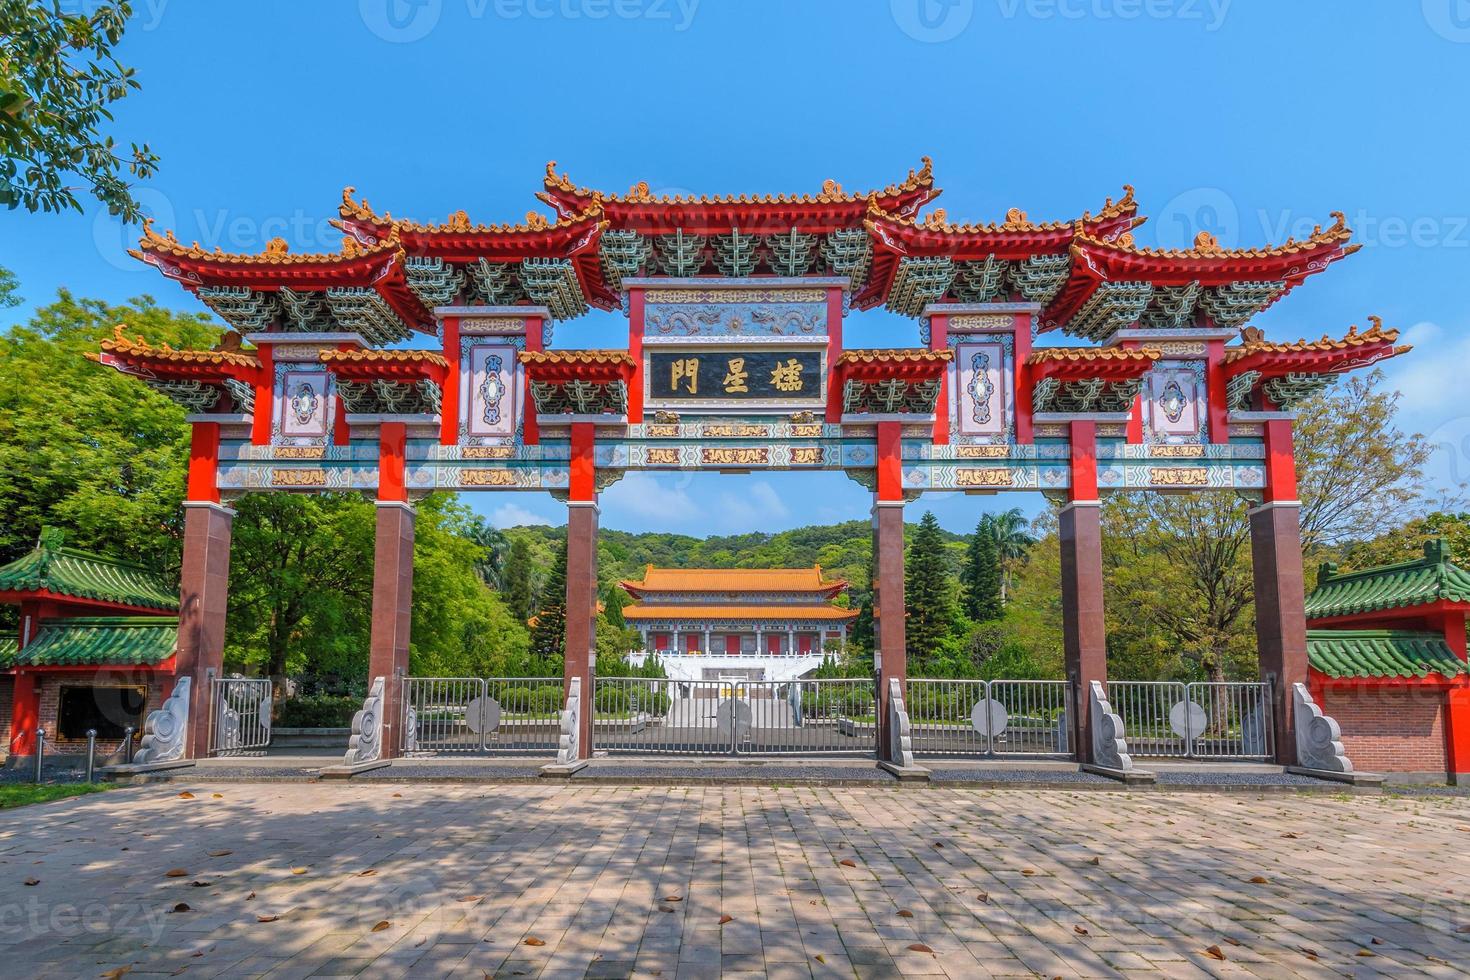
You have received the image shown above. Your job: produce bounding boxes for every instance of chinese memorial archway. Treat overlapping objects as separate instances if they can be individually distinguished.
[90,158,1409,768]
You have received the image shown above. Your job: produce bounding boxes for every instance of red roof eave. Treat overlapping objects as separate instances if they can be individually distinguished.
[1223,343,1403,379]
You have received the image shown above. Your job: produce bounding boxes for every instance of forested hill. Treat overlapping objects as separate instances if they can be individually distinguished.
[506,519,969,603]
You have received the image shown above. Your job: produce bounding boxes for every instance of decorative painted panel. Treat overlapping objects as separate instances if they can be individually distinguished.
[1142,360,1207,444]
[643,288,828,341]
[274,367,333,445]
[952,341,1009,440]
[462,342,519,442]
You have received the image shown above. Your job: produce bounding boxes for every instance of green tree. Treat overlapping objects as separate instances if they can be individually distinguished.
[982,507,1035,604]
[529,538,568,664]
[501,535,536,623]
[961,517,1003,623]
[0,0,159,218]
[0,285,218,565]
[905,511,957,670]
[0,265,18,307]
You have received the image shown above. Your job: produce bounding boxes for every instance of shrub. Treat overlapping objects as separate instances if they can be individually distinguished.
[277,694,360,729]
[594,685,629,714]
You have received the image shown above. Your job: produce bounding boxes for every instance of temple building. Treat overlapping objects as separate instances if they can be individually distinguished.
[1305,540,1470,784]
[0,529,180,761]
[621,566,858,682]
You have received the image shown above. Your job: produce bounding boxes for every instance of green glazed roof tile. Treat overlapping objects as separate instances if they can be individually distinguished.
[0,528,176,611]
[0,617,178,668]
[1307,629,1468,680]
[1305,539,1470,619]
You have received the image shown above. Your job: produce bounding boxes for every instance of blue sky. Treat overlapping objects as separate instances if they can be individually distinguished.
[4,1,1469,535]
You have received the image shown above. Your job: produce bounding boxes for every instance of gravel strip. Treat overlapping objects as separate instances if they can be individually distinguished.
[930,767,1113,785]
[573,763,898,782]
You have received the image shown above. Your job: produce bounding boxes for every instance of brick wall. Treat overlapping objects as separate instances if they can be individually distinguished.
[0,676,12,750]
[1321,687,1447,776]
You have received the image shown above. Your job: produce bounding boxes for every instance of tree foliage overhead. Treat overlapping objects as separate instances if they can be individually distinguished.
[961,517,1003,624]
[0,0,159,219]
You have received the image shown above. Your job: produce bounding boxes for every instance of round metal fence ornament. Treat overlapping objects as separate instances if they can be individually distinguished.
[969,699,1009,737]
[465,696,502,735]
[257,697,273,730]
[1169,699,1207,740]
[716,698,752,740]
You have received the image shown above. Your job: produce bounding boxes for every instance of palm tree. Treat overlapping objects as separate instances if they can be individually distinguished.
[466,521,510,590]
[982,508,1036,605]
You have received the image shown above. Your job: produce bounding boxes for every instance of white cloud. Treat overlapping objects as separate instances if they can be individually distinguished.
[601,472,701,525]
[711,480,790,529]
[490,502,551,529]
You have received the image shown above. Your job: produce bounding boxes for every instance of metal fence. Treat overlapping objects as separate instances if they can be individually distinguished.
[401,677,565,756]
[210,677,272,756]
[593,677,876,756]
[904,679,1071,757]
[1107,681,1273,760]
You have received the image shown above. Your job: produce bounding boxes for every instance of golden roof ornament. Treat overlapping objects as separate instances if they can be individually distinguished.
[1240,326,1266,344]
[445,210,472,232]
[1193,231,1224,254]
[213,330,244,353]
[340,235,360,257]
[1003,207,1030,230]
[264,238,289,256]
[524,210,549,231]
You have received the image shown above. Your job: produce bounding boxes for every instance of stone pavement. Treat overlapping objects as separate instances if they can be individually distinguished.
[1,783,1467,978]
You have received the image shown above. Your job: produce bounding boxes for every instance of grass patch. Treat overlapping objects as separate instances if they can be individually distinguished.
[0,784,108,810]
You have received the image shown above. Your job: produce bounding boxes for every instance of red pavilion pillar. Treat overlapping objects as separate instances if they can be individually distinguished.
[368,421,415,760]
[873,421,907,763]
[1250,418,1309,766]
[177,420,234,760]
[1060,419,1107,764]
[564,422,598,759]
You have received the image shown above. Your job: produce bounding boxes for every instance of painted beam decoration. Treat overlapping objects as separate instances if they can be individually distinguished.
[90,159,1409,499]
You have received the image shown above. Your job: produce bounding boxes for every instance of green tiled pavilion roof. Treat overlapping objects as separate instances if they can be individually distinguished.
[1305,539,1470,620]
[0,617,178,668]
[0,528,176,611]
[1307,629,1468,680]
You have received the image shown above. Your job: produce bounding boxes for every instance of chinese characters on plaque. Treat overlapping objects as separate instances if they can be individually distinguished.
[649,349,823,403]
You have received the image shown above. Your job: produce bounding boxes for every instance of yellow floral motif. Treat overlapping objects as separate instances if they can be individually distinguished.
[1150,467,1209,486]
[461,470,518,487]
[955,468,1014,488]
[703,447,769,466]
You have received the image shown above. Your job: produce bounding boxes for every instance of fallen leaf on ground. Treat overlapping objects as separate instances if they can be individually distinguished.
[177,792,195,800]
[290,868,308,875]
[1022,869,1036,876]
[170,903,192,913]
[1458,925,1470,935]
[1204,945,1226,961]
[245,891,256,900]
[976,892,989,903]
[189,881,211,888]
[814,954,825,963]
[1073,925,1089,936]
[1087,857,1100,866]
[931,841,944,848]
[211,793,222,799]
[165,869,189,878]
[661,896,682,902]
[897,909,914,918]
[391,793,403,798]
[1371,937,1384,944]
[255,914,279,923]
[838,859,856,868]
[1248,875,1269,884]
[207,850,232,858]
[719,915,733,924]
[907,943,934,953]
[1356,950,1377,957]
[358,869,377,877]
[1301,947,1320,960]
[523,937,545,946]
[23,878,38,887]
[458,895,481,903]
[1225,938,1242,947]
[1281,832,1300,839]
[371,921,391,932]
[101,969,131,979]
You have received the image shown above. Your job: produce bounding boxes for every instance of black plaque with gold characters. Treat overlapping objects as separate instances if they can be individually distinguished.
[648,349,824,403]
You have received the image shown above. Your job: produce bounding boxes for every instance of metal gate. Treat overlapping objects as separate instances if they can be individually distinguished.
[209,677,272,756]
[903,679,1071,757]
[400,677,565,755]
[593,677,875,756]
[1107,681,1273,760]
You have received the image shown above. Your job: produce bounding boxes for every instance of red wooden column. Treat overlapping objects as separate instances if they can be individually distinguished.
[369,421,415,759]
[1249,417,1308,766]
[8,672,39,758]
[564,422,598,758]
[178,420,233,759]
[873,421,907,763]
[1059,419,1107,763]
